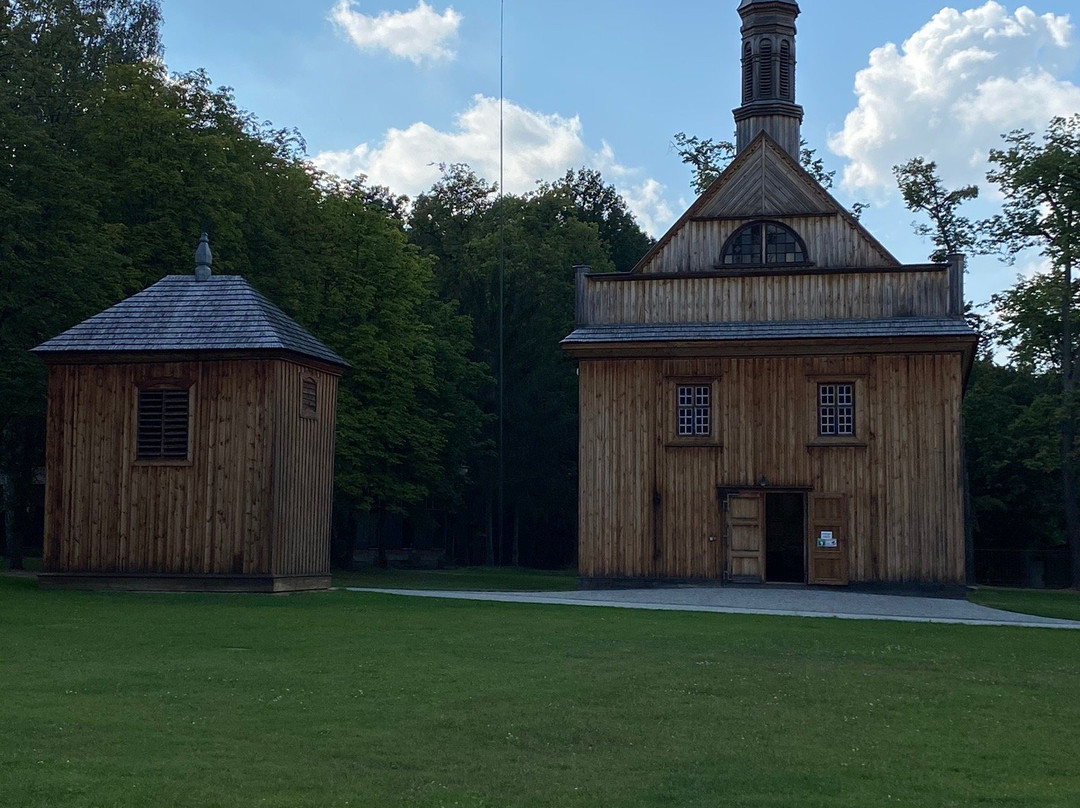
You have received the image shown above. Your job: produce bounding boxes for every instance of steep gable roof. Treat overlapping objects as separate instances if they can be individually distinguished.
[32,275,347,367]
[633,131,898,272]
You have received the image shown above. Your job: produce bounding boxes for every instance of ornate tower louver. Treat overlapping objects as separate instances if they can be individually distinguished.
[733,0,803,158]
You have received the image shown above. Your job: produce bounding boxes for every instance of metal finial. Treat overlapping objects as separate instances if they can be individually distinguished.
[194,232,213,281]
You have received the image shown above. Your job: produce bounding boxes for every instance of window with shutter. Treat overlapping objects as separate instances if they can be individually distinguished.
[137,388,190,460]
[301,377,318,419]
[742,42,753,103]
[758,39,773,98]
[779,40,792,100]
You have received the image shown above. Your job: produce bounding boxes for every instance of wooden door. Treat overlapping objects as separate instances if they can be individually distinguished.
[808,493,849,585]
[726,492,764,583]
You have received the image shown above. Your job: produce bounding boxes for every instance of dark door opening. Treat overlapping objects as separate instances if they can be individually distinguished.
[765,492,805,583]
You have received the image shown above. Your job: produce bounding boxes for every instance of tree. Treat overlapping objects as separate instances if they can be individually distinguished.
[534,169,654,271]
[409,164,646,567]
[892,157,980,263]
[983,115,1080,587]
[1,0,162,567]
[671,132,736,195]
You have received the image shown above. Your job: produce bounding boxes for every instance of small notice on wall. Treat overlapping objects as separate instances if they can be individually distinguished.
[817,530,837,549]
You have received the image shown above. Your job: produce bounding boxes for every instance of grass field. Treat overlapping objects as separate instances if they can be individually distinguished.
[968,586,1080,621]
[2,575,1079,807]
[332,565,578,591]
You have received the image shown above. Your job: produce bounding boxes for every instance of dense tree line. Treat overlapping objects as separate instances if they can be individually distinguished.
[0,1,652,569]
[894,116,1080,587]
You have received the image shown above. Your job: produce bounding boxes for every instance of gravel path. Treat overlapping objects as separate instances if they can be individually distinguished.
[344,586,1080,629]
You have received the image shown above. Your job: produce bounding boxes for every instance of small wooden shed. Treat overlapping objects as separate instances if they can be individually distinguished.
[562,0,978,587]
[32,235,347,591]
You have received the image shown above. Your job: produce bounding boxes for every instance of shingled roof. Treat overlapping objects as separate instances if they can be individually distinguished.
[562,317,977,346]
[33,275,347,367]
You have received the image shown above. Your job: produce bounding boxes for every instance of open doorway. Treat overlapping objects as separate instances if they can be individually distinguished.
[765,492,805,583]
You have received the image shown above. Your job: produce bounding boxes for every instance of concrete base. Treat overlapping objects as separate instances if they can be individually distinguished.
[37,572,331,593]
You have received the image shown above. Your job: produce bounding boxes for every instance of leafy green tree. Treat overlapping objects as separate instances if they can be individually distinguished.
[410,165,645,566]
[892,157,980,263]
[1,0,161,567]
[534,169,654,271]
[964,360,1062,555]
[671,132,736,195]
[983,115,1080,586]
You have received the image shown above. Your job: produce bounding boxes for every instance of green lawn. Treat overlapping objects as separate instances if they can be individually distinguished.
[2,575,1079,807]
[968,586,1080,621]
[332,565,578,591]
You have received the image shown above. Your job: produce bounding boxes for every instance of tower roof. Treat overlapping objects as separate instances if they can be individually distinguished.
[32,275,348,368]
[739,0,799,9]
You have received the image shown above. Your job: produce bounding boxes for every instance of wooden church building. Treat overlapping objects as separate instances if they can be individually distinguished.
[32,235,346,592]
[563,0,977,586]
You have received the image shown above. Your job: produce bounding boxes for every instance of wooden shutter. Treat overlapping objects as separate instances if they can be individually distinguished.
[808,493,849,585]
[301,377,317,419]
[726,492,764,583]
[137,389,189,460]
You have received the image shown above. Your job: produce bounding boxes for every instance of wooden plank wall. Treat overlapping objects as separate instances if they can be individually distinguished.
[581,268,949,326]
[270,361,338,577]
[44,359,275,575]
[639,215,895,275]
[577,353,966,583]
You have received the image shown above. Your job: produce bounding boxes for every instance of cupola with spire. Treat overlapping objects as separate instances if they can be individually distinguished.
[733,0,803,159]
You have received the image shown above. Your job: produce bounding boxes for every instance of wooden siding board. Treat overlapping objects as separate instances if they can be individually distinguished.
[577,354,966,583]
[578,268,951,325]
[41,358,335,582]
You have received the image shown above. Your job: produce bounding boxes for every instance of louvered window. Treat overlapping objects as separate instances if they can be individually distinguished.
[779,40,792,100]
[137,388,190,460]
[758,39,773,98]
[742,42,754,103]
[301,377,317,419]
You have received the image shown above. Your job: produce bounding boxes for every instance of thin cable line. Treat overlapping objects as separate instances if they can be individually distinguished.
[497,0,506,566]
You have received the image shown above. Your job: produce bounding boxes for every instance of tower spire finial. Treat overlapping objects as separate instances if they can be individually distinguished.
[733,0,803,159]
[194,232,212,282]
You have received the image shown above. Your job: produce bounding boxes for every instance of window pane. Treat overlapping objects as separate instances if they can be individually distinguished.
[765,224,805,264]
[677,386,694,436]
[722,224,762,265]
[677,384,711,438]
[818,383,854,437]
[722,222,806,266]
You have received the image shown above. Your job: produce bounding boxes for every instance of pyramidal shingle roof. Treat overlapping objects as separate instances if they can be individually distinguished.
[32,275,347,368]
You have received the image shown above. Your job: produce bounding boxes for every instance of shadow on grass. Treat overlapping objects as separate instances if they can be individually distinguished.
[332,565,578,592]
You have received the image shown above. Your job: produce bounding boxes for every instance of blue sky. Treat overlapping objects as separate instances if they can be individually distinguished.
[158,1,1080,306]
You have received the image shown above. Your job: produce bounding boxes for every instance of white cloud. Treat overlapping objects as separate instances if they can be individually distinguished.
[829,2,1080,195]
[314,95,674,237]
[329,1,462,64]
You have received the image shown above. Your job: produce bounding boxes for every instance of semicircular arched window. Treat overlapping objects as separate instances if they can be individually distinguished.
[720,221,809,267]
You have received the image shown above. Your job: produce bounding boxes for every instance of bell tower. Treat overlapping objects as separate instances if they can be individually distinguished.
[733,0,803,159]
